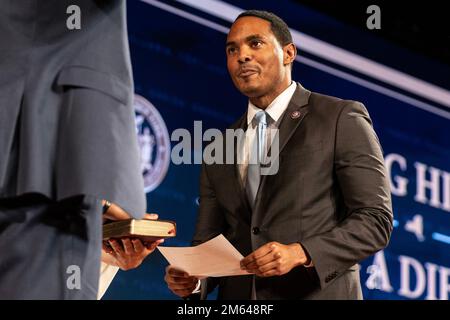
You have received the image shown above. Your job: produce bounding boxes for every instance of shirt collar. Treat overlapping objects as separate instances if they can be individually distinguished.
[247,81,297,125]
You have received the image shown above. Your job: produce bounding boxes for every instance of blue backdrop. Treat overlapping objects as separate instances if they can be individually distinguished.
[104,0,450,300]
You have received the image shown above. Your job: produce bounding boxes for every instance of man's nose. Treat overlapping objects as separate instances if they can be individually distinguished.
[238,47,252,63]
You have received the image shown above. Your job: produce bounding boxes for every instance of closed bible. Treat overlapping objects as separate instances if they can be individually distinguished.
[103,219,176,242]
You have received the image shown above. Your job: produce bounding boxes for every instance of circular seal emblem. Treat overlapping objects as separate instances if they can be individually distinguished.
[134,94,171,193]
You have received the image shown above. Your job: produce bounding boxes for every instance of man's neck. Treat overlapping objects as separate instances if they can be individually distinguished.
[249,80,292,109]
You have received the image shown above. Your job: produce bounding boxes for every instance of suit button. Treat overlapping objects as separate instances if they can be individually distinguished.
[252,227,260,235]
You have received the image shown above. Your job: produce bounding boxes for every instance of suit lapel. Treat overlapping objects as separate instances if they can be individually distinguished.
[275,83,311,155]
[253,83,311,216]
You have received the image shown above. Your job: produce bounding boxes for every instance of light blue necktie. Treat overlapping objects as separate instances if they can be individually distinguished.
[246,110,268,206]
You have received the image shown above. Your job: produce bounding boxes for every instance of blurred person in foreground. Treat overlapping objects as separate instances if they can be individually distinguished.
[0,1,162,299]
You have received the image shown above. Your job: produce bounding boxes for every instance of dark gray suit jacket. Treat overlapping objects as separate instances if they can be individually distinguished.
[193,83,393,299]
[0,0,145,217]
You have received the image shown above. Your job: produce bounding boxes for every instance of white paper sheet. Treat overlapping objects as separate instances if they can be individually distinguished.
[97,263,119,300]
[158,234,253,278]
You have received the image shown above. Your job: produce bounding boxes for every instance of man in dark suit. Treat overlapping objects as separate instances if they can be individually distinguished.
[165,10,393,299]
[0,1,147,299]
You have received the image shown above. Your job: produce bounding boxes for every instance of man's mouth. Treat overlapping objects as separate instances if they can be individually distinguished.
[238,68,259,78]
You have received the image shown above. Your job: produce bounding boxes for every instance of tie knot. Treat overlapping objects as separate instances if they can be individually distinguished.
[252,110,267,127]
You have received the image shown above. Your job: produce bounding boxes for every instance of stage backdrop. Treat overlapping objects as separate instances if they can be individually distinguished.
[103,0,450,300]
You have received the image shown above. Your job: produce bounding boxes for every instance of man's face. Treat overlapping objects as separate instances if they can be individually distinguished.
[226,16,290,99]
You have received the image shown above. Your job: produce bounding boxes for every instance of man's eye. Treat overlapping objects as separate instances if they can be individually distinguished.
[227,47,236,54]
[251,40,262,47]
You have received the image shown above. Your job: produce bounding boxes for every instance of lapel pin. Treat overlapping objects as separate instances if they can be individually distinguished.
[290,111,301,119]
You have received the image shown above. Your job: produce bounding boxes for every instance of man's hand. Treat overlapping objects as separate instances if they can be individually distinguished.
[101,213,164,270]
[240,242,309,277]
[164,266,199,298]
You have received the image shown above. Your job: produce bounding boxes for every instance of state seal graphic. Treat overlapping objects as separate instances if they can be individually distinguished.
[134,94,170,193]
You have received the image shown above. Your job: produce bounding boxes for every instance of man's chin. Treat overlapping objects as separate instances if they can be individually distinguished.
[236,83,262,98]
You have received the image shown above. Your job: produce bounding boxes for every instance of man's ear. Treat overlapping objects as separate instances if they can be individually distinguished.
[283,43,297,66]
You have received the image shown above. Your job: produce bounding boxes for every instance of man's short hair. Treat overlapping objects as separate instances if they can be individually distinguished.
[235,10,293,47]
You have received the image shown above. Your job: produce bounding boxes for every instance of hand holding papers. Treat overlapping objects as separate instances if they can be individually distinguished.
[158,234,253,278]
